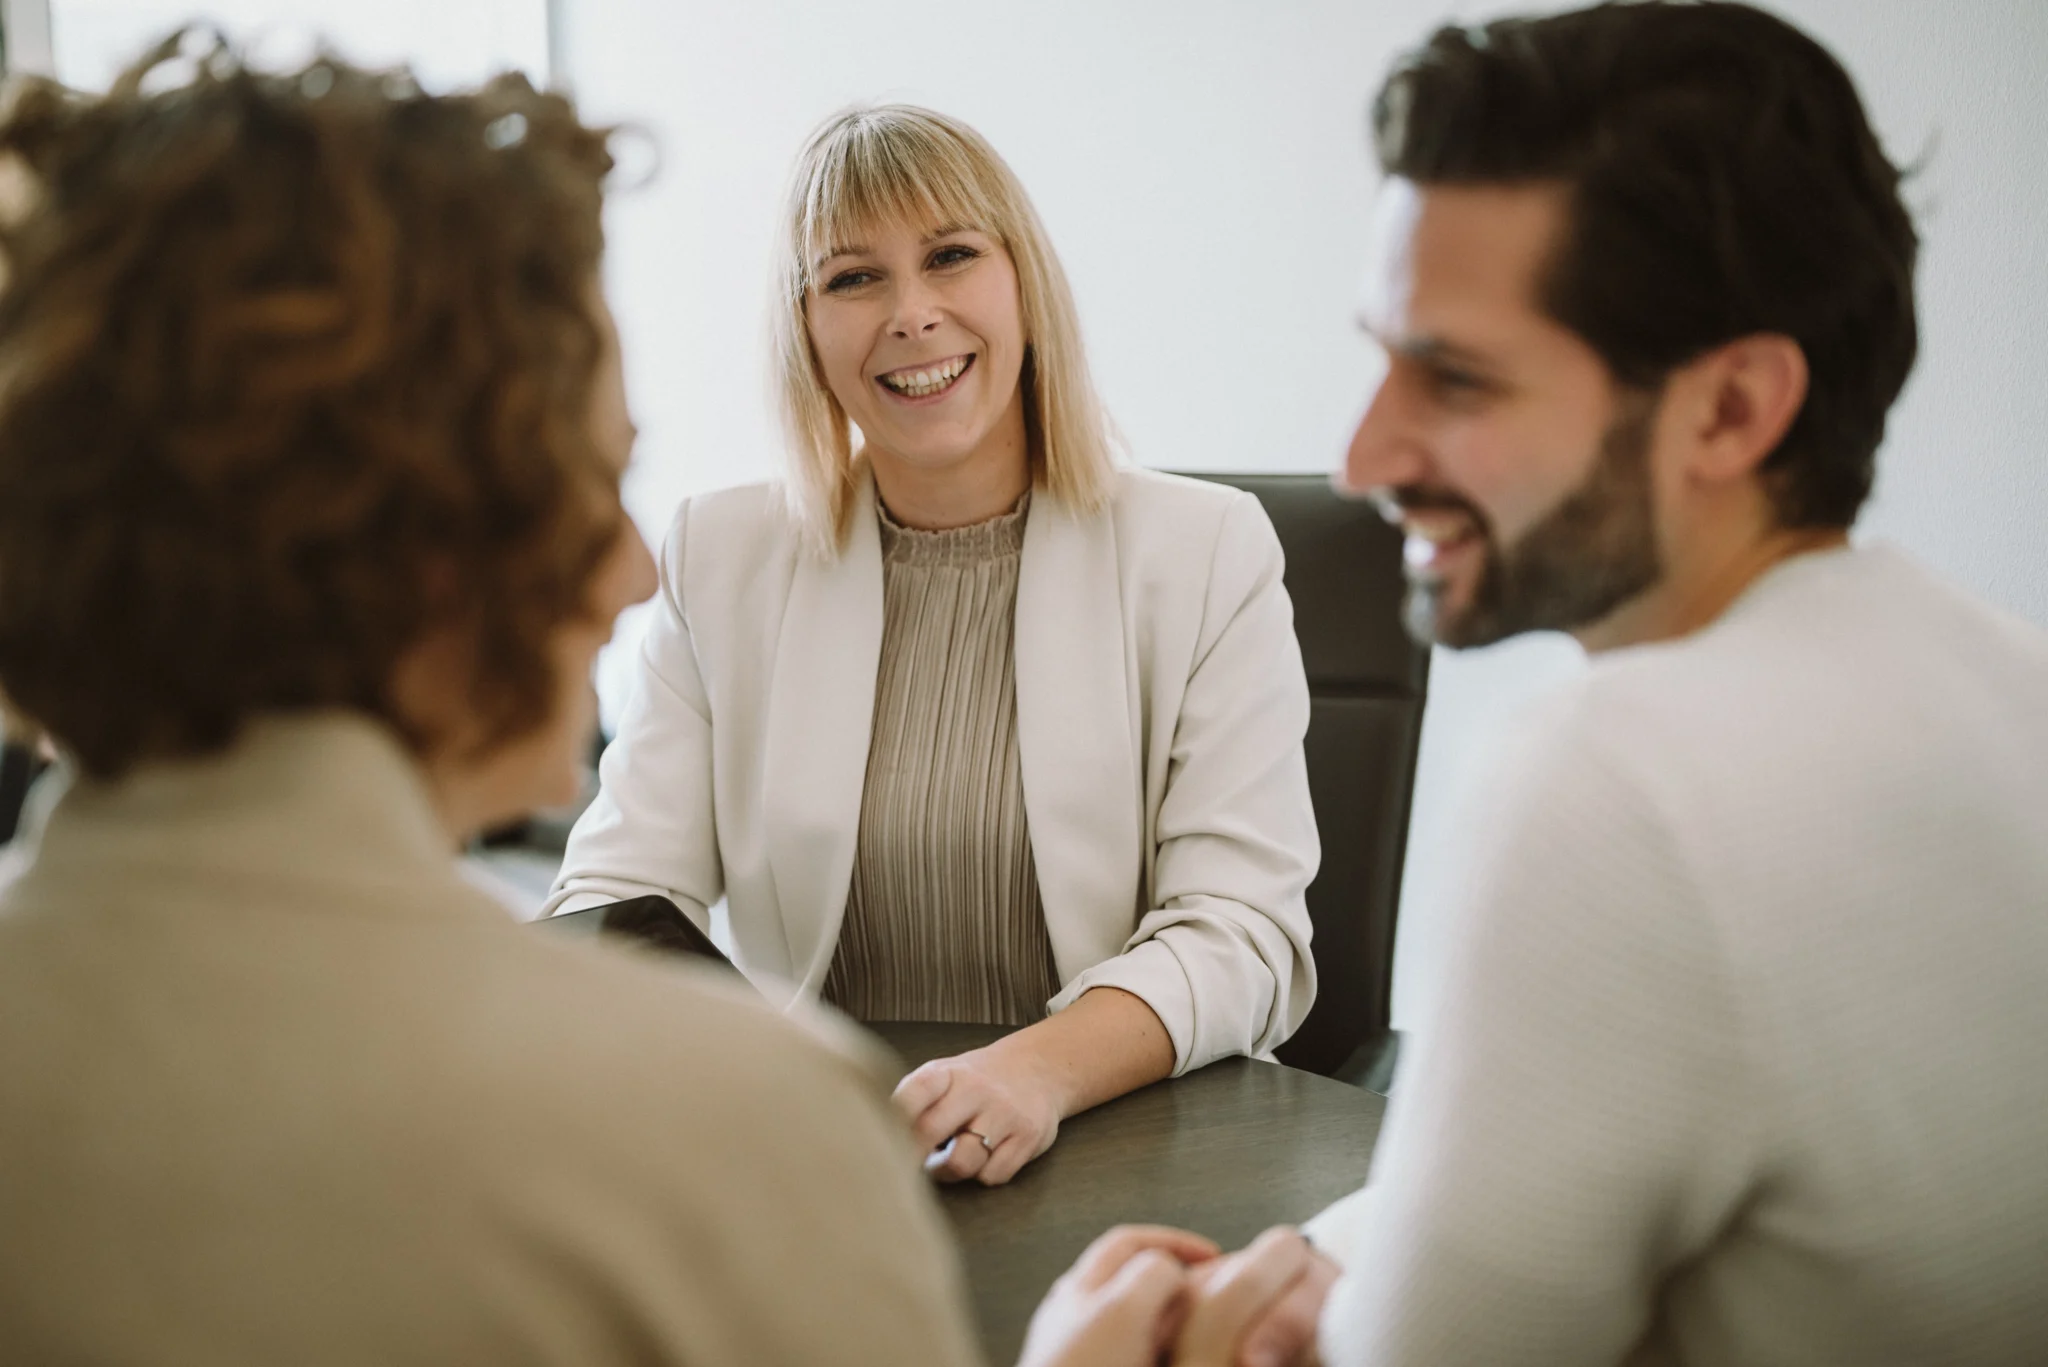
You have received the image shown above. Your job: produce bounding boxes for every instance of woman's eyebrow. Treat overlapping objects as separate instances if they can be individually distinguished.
[814,221,984,272]
[813,245,867,269]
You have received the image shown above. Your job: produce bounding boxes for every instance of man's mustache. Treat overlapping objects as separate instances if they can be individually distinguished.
[1366,485,1490,533]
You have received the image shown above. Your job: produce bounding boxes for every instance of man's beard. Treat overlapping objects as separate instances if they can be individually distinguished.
[1401,393,1664,649]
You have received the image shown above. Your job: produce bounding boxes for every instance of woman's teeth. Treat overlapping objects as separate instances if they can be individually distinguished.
[879,355,969,397]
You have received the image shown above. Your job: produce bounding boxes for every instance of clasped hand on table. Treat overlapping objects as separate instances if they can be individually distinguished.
[1017,1224,1341,1367]
[885,994,1342,1366]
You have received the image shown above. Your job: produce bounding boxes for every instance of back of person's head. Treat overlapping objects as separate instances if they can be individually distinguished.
[771,103,1115,553]
[1374,0,1919,529]
[0,33,622,780]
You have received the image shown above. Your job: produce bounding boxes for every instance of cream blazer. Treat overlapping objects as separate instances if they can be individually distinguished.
[0,716,982,1366]
[547,466,1319,1073]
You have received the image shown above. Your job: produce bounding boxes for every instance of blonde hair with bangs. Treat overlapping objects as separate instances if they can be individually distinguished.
[772,104,1118,554]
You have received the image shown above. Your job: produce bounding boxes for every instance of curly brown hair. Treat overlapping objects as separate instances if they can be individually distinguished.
[0,33,624,780]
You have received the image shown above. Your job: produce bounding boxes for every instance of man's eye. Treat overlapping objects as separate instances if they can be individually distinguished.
[823,268,877,294]
[1428,367,1491,400]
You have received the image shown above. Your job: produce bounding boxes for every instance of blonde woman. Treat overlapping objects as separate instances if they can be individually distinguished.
[547,105,1318,1185]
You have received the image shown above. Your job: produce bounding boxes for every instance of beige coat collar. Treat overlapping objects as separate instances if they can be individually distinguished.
[17,713,469,914]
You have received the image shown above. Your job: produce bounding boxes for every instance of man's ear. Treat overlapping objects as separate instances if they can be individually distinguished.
[1676,333,1809,484]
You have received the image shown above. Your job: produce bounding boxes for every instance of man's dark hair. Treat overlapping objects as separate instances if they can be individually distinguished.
[1374,0,1918,529]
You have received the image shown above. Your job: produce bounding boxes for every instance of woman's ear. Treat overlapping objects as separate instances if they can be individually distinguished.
[385,624,474,755]
[381,554,475,750]
[1679,333,1810,484]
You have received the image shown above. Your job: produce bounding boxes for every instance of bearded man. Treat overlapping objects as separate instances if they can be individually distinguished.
[1038,5,2048,1366]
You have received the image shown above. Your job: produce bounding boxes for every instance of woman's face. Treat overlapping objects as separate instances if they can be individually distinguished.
[806,219,1029,483]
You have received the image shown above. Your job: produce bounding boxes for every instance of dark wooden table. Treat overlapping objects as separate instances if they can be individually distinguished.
[870,1022,1385,1365]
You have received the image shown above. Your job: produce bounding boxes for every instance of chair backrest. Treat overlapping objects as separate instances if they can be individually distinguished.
[1183,473,1429,1078]
[1,740,44,847]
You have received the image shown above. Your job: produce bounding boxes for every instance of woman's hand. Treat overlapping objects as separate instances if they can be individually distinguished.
[893,1041,1065,1185]
[893,987,1177,1185]
[1017,1225,1220,1367]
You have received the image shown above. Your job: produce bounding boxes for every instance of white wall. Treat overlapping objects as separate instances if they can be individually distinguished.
[564,0,2048,1030]
[46,0,548,91]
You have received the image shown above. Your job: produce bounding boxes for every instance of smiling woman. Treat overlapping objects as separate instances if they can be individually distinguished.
[774,104,1115,550]
[545,104,1321,1187]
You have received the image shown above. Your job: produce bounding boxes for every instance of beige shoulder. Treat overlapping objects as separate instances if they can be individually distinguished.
[450,934,981,1365]
[508,930,896,1094]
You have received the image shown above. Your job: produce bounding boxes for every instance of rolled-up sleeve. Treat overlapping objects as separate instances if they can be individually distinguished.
[1050,492,1320,1072]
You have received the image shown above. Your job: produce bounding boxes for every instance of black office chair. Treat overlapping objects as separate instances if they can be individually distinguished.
[1184,473,1429,1087]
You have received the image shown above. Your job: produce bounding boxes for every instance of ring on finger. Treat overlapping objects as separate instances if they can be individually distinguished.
[964,1129,999,1152]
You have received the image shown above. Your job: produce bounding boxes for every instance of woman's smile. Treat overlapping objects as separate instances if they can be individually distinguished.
[876,352,975,403]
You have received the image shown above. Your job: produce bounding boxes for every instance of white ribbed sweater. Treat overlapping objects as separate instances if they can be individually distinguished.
[1310,545,2048,1366]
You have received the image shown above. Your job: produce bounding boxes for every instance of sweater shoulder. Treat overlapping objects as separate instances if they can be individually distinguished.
[1568,546,2048,743]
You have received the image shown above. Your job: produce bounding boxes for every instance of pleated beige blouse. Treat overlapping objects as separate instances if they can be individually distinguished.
[822,493,1062,1026]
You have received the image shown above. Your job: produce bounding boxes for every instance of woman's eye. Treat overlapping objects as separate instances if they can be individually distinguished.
[929,244,980,269]
[823,268,877,294]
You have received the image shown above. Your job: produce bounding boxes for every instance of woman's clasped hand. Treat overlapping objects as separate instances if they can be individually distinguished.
[1017,1225,1338,1367]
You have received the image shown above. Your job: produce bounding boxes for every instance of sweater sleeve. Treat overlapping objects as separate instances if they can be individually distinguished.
[1316,696,1766,1367]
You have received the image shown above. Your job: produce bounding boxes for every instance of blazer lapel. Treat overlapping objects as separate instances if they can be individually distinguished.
[763,473,883,994]
[1016,492,1143,983]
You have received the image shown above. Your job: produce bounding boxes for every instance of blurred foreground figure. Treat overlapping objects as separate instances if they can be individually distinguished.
[1075,3,2048,1365]
[0,36,985,1365]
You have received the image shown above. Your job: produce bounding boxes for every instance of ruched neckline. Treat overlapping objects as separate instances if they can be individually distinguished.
[877,491,1029,567]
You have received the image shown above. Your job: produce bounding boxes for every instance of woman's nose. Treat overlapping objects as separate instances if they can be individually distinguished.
[604,516,658,618]
[887,279,944,338]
